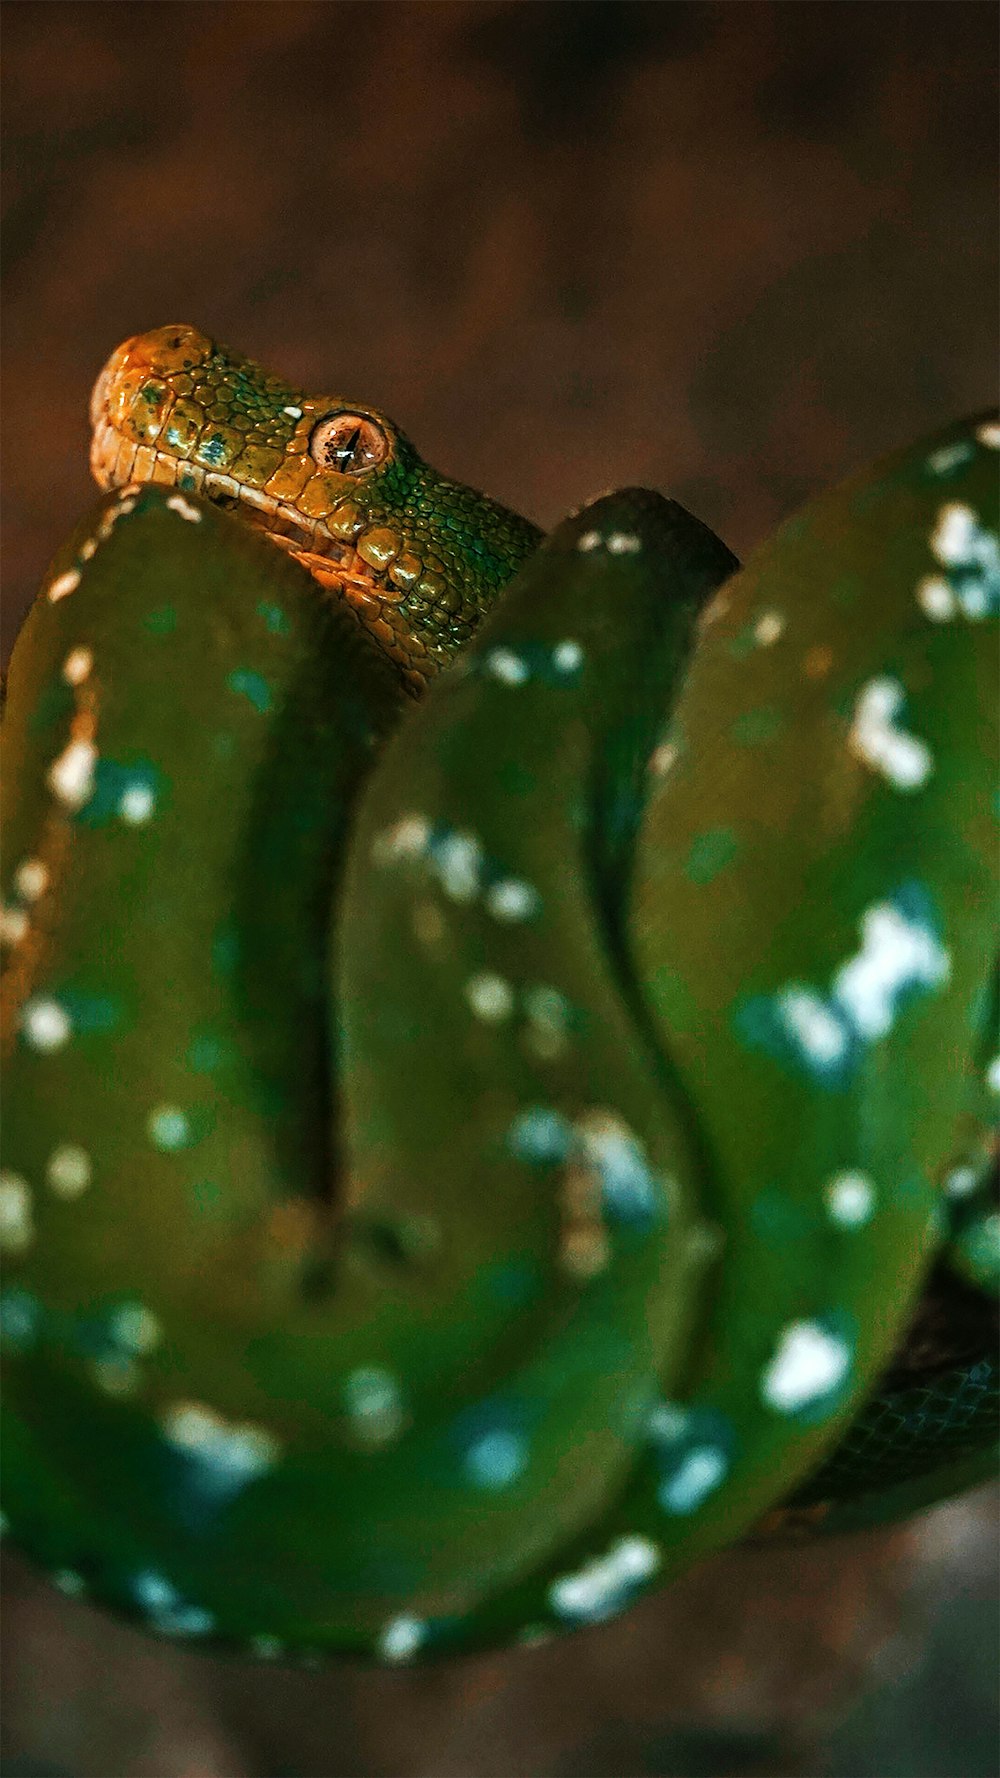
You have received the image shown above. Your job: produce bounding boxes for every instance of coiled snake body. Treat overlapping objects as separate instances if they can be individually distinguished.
[1,327,997,1661]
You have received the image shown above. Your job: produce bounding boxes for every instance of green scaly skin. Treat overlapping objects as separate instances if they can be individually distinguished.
[1,327,997,1663]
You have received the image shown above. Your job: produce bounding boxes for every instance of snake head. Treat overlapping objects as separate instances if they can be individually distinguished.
[90,325,540,691]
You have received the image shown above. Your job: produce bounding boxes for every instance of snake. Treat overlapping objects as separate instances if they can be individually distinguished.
[1,325,997,1664]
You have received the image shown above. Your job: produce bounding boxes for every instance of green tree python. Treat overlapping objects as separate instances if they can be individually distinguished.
[2,326,998,1664]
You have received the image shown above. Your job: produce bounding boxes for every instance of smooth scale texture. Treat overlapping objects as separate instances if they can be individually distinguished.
[1,332,997,1663]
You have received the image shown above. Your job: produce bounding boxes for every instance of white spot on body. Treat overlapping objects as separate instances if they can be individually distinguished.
[147,1105,192,1150]
[0,1174,34,1253]
[48,738,98,809]
[14,859,48,902]
[119,783,156,824]
[945,1165,980,1199]
[552,638,584,672]
[976,420,1000,448]
[131,1569,215,1638]
[576,529,602,552]
[109,1301,162,1355]
[833,902,949,1040]
[754,610,785,646]
[575,1111,660,1222]
[465,971,515,1022]
[761,1320,852,1412]
[824,1171,875,1227]
[658,1446,728,1514]
[166,494,202,523]
[549,1535,660,1623]
[927,441,974,476]
[161,1401,281,1492]
[62,647,93,686]
[917,575,958,621]
[46,1144,92,1198]
[47,568,81,603]
[282,405,303,419]
[485,877,541,922]
[378,1614,426,1663]
[434,831,482,901]
[22,997,71,1052]
[986,1056,1000,1094]
[929,501,1000,617]
[775,988,850,1069]
[850,678,932,791]
[606,532,642,554]
[485,646,530,685]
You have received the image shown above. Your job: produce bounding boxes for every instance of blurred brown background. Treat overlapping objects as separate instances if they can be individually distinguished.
[2,2,997,1775]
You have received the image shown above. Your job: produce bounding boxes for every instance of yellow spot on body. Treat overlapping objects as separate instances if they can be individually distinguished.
[559,1161,610,1279]
[46,1144,92,1199]
[160,1400,282,1473]
[412,900,445,946]
[465,972,515,1021]
[754,611,785,646]
[48,569,81,603]
[48,738,97,809]
[700,589,731,627]
[0,905,29,947]
[267,1196,316,1257]
[79,538,97,562]
[649,742,678,777]
[0,1173,34,1253]
[803,645,833,679]
[15,859,48,902]
[62,647,94,686]
[371,814,431,864]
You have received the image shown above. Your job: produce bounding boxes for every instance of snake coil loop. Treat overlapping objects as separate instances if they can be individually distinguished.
[1,329,997,1662]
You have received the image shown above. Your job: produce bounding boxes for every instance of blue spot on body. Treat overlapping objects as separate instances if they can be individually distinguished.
[186,1030,229,1072]
[256,600,290,635]
[0,1287,41,1350]
[227,669,273,714]
[508,1108,571,1164]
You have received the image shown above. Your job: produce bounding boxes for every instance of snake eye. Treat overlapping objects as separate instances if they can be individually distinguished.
[309,413,388,475]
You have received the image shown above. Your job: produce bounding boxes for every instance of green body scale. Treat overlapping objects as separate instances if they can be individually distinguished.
[1,327,997,1661]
